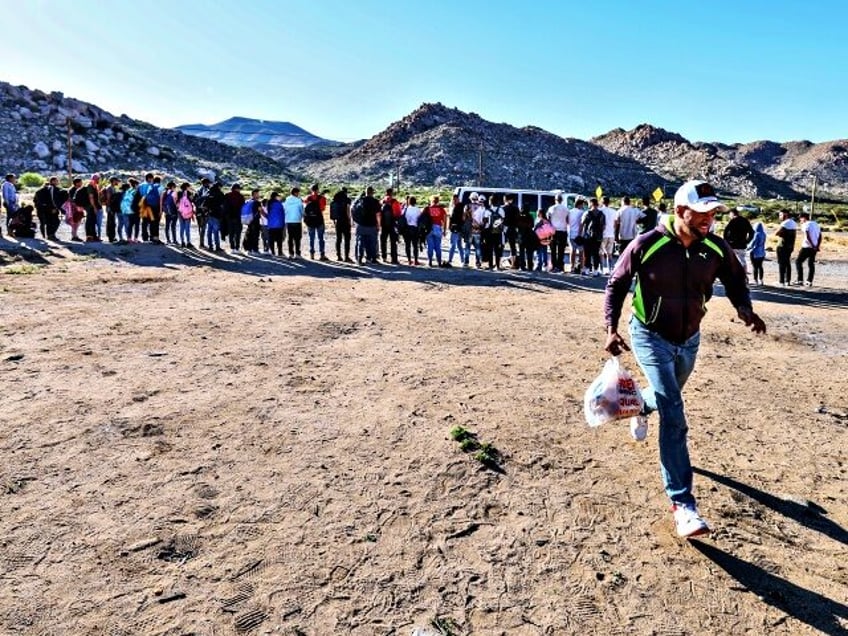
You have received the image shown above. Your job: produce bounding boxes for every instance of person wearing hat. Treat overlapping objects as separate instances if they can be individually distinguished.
[603,180,766,539]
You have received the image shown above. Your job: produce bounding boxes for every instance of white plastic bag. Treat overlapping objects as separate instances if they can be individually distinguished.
[583,357,644,427]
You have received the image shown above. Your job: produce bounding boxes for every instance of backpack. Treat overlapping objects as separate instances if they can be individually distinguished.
[303,196,323,228]
[380,201,395,229]
[329,199,342,221]
[351,197,365,224]
[418,207,433,238]
[131,190,141,214]
[488,207,504,235]
[178,192,194,219]
[582,210,604,242]
[109,189,124,213]
[240,200,255,225]
[99,187,111,207]
[121,190,134,216]
[144,184,161,209]
[162,192,178,217]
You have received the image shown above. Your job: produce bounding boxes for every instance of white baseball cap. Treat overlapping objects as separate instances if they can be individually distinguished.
[673,180,727,213]
[470,192,479,202]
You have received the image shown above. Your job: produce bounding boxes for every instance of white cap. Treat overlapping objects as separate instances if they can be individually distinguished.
[470,192,479,202]
[673,180,727,213]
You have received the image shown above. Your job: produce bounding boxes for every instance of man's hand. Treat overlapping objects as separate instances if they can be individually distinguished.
[604,328,630,356]
[738,307,766,334]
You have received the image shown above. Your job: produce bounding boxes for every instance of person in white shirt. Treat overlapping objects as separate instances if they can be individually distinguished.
[469,194,486,268]
[599,196,617,275]
[402,196,422,265]
[283,186,305,259]
[615,196,644,255]
[795,211,822,286]
[566,199,586,273]
[547,193,570,272]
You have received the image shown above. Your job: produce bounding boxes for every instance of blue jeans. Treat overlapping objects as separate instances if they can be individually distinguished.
[629,317,700,507]
[308,225,325,256]
[536,246,548,271]
[179,217,192,244]
[448,231,465,264]
[427,226,443,264]
[117,214,128,241]
[206,217,221,250]
[469,233,482,266]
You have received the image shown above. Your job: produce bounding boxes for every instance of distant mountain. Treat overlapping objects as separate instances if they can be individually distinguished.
[175,116,333,149]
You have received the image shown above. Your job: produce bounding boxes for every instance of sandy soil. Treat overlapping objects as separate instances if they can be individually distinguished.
[1,226,847,636]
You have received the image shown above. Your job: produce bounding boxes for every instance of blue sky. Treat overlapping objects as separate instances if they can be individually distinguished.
[5,0,846,144]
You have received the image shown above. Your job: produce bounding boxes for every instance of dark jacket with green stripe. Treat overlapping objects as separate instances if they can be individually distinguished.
[604,215,753,345]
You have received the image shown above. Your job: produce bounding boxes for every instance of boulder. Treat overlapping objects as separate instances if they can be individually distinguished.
[85,139,99,153]
[34,141,50,159]
[71,159,88,173]
[147,146,160,157]
[52,140,64,152]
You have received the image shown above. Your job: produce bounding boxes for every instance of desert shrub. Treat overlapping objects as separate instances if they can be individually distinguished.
[18,172,45,188]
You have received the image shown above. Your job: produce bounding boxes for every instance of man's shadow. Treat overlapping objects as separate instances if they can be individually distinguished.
[694,466,848,546]
[690,540,848,635]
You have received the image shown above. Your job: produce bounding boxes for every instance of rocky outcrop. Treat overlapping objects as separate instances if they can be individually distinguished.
[0,81,299,183]
[296,103,669,195]
[2,80,846,198]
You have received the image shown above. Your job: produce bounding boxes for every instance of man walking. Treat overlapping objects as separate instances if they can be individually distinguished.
[795,211,822,286]
[604,180,765,538]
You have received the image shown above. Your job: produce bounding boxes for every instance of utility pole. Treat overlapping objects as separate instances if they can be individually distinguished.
[396,158,401,190]
[66,118,73,184]
[810,174,817,218]
[477,142,483,186]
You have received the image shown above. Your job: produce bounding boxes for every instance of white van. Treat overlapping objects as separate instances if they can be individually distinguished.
[452,187,584,211]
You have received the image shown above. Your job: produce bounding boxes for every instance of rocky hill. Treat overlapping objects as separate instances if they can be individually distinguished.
[2,79,846,199]
[0,81,295,183]
[593,124,848,199]
[175,116,332,149]
[296,103,667,195]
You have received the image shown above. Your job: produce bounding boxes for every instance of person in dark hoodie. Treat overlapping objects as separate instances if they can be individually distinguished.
[775,209,798,286]
[224,183,246,253]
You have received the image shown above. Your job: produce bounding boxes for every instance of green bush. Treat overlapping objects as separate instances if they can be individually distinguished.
[19,172,45,188]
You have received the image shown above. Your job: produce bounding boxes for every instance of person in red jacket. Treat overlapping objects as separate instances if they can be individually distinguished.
[303,183,328,260]
[603,180,766,539]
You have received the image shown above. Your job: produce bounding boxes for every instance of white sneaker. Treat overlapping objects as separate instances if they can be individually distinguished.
[672,504,711,538]
[630,415,648,441]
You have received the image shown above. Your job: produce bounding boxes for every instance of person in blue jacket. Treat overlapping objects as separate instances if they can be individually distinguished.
[747,217,767,285]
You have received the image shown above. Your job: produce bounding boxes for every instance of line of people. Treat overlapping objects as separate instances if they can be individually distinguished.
[4,172,823,286]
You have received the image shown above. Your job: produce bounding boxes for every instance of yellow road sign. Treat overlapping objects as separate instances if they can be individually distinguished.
[595,186,603,199]
[652,187,663,202]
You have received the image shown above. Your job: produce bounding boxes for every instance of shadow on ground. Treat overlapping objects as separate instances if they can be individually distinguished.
[2,235,846,309]
[691,540,848,635]
[694,466,848,547]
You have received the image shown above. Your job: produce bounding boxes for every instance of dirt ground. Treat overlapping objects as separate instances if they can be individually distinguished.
[1,227,847,636]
